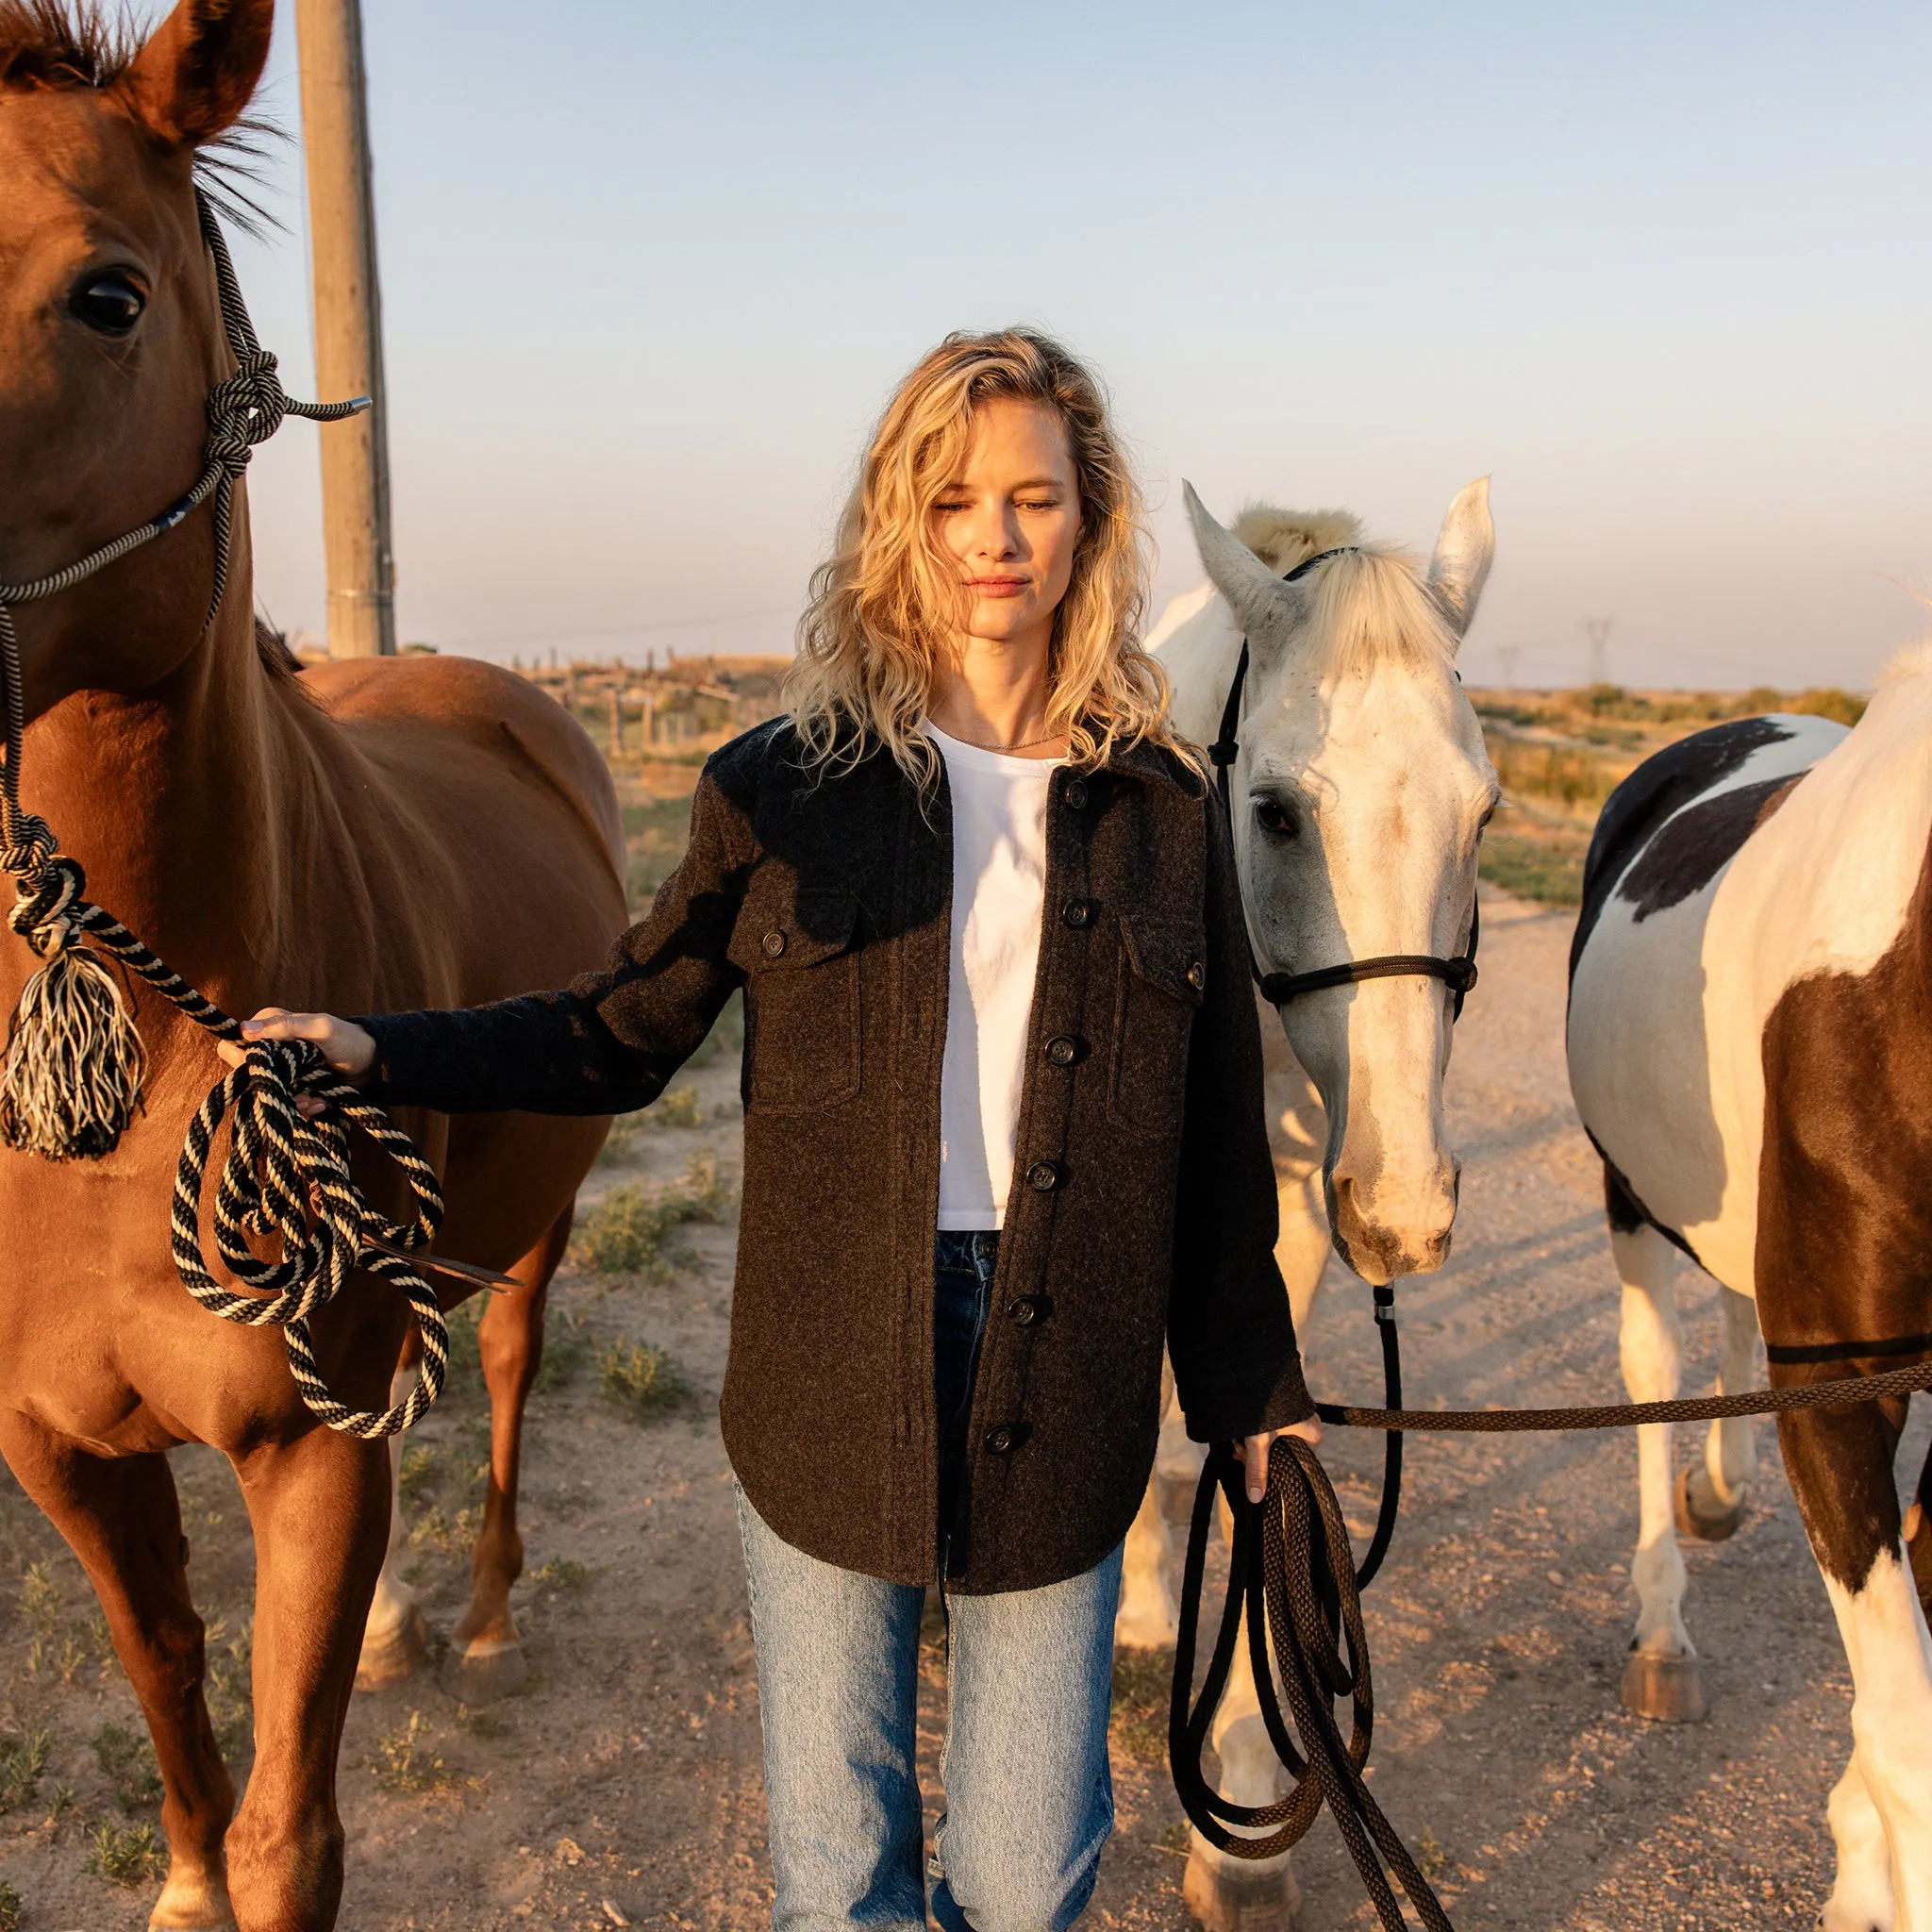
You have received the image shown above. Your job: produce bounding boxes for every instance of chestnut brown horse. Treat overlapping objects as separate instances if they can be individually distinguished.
[0,3,624,1925]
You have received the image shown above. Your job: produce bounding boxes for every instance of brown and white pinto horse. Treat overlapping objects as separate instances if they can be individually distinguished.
[0,5,622,1926]
[1569,666,1932,1931]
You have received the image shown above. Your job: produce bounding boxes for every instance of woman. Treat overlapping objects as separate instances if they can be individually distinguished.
[237,329,1319,1932]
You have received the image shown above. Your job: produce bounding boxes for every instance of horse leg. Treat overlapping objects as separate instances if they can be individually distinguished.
[356,1347,430,1690]
[1183,1497,1299,1932]
[1780,1397,1932,1932]
[1676,1283,1759,1542]
[1906,1437,1931,1618]
[1611,1221,1707,1721]
[1118,1361,1193,1650]
[1823,1752,1898,1932]
[1115,1477,1178,1650]
[454,1205,572,1700]
[0,1417,235,1930]
[226,1425,391,1932]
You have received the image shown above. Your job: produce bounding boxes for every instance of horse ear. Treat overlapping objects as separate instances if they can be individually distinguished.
[1427,476,1494,642]
[1183,483,1309,658]
[122,0,274,149]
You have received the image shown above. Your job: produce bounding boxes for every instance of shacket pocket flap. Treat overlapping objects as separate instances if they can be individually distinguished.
[1119,913,1208,1007]
[729,885,861,974]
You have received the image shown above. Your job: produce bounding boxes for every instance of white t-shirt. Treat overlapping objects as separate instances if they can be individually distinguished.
[929,727,1060,1230]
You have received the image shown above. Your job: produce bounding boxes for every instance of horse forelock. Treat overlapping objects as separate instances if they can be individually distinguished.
[1230,504,1457,683]
[0,0,135,92]
[1300,548,1458,681]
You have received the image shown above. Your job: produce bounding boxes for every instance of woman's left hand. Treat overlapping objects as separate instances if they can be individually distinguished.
[1239,1417,1324,1504]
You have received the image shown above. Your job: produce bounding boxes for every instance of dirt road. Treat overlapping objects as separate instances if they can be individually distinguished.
[1,890,1924,1929]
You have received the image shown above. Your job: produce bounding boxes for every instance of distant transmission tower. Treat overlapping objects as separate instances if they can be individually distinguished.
[1497,644,1521,688]
[1583,618,1613,686]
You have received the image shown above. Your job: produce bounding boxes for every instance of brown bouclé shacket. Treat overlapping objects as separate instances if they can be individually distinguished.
[362,720,1314,1592]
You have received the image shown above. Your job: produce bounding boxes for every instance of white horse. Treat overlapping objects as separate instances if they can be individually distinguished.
[1569,659,1932,1931]
[1119,481,1497,1928]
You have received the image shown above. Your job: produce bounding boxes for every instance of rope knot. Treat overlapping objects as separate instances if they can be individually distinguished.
[203,345,289,482]
[0,810,58,889]
[8,852,86,959]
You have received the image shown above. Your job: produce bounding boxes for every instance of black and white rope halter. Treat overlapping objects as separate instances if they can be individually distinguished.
[0,191,449,1441]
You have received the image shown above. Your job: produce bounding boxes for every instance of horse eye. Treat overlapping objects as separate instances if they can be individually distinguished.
[1255,796,1300,840]
[71,273,146,335]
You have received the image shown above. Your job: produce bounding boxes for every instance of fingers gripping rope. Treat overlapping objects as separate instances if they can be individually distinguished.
[170,1034,450,1440]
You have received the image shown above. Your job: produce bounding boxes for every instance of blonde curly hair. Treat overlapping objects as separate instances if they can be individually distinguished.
[787,328,1174,788]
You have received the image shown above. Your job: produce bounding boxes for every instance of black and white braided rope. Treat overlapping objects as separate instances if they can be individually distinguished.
[43,890,449,1438]
[172,1037,449,1440]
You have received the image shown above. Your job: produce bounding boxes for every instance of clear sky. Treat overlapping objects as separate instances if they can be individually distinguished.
[229,0,1930,690]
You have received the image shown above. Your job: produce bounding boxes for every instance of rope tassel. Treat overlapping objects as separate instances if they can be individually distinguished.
[0,933,146,1159]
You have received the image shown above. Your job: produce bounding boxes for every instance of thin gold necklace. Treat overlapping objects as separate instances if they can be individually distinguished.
[942,724,1064,755]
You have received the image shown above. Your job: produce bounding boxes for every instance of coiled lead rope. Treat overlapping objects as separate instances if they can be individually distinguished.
[1171,1438,1453,1932]
[0,192,444,1439]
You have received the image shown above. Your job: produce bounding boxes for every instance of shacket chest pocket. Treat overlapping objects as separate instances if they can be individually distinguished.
[1108,912,1207,1134]
[728,884,863,1115]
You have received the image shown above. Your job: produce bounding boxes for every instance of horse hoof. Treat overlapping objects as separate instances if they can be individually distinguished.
[1182,1842,1301,1932]
[453,1636,530,1703]
[355,1604,429,1692]
[149,1867,237,1930]
[1674,1466,1745,1542]
[1620,1649,1708,1723]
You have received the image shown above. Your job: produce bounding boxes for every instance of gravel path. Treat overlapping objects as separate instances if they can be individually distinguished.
[0,890,1923,1931]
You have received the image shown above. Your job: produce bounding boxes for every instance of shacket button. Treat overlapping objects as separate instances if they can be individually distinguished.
[1026,1159,1063,1193]
[1007,1294,1049,1326]
[1065,777,1089,810]
[1044,1034,1078,1068]
[761,930,787,958]
[1187,958,1206,991]
[985,1423,1027,1454]
[1061,898,1093,929]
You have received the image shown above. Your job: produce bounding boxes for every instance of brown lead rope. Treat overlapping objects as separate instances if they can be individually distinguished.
[0,192,450,1440]
[1317,1351,1932,1432]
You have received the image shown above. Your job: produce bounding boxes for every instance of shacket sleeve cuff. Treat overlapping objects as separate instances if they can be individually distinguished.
[1180,1346,1318,1444]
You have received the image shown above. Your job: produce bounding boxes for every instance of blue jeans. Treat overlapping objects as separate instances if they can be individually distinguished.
[735,1231,1122,1932]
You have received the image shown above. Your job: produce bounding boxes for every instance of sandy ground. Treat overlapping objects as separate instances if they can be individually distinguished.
[1,889,1926,1931]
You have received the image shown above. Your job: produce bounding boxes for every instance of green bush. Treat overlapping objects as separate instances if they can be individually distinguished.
[652,1085,703,1128]
[1484,736,1618,810]
[572,1151,735,1278]
[85,1820,168,1887]
[597,1339,686,1422]
[1479,831,1588,907]
[1787,687,1867,726]
[372,1711,450,1793]
[0,1728,49,1812]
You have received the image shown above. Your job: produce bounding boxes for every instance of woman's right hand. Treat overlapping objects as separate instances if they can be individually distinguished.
[218,1008,378,1085]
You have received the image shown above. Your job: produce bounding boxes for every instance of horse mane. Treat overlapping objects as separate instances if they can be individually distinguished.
[1232,506,1361,574]
[0,1,277,232]
[1878,639,1932,688]
[1234,501,1457,676]
[0,0,135,90]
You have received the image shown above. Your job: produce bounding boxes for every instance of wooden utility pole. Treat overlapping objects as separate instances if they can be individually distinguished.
[295,0,395,658]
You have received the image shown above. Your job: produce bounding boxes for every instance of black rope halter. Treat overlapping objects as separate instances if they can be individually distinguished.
[1206,546,1480,1017]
